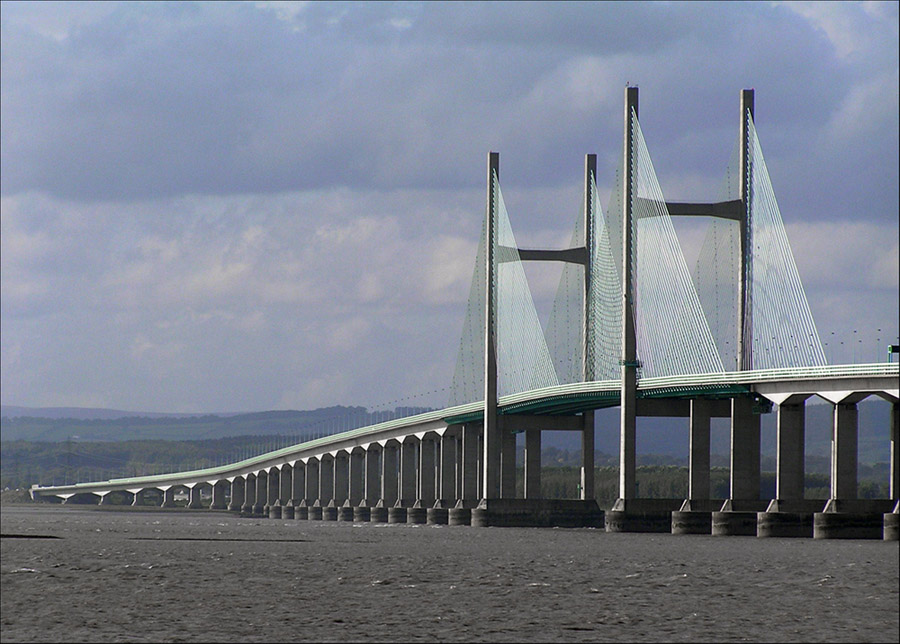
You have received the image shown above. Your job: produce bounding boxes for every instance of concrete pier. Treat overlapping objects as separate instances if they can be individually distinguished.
[228,477,244,511]
[814,499,895,540]
[606,499,681,533]
[470,498,604,528]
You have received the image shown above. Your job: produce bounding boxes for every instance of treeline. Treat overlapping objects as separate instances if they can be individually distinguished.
[537,466,890,510]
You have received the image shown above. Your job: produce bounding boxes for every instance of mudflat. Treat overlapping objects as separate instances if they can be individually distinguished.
[2,505,898,642]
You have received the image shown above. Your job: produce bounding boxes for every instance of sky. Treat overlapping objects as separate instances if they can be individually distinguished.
[1,1,898,414]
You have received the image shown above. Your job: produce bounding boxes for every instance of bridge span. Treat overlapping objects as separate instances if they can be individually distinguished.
[31,364,899,539]
[28,87,900,539]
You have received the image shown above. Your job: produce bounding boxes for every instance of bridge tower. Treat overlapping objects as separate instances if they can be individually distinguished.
[610,87,762,530]
[477,149,603,525]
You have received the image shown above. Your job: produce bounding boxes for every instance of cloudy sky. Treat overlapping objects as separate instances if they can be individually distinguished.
[2,1,898,414]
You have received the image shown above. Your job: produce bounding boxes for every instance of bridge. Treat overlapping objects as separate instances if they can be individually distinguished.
[31,88,900,539]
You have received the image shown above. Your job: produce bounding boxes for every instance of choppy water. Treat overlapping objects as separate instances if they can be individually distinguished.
[1,505,897,642]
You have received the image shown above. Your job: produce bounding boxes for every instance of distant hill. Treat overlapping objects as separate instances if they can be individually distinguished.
[1,400,893,464]
[0,406,431,443]
[0,405,237,421]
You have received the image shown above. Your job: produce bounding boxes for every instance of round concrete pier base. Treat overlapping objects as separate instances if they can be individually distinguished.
[814,512,884,539]
[353,507,371,522]
[671,511,711,535]
[337,507,354,521]
[323,507,338,521]
[388,507,408,523]
[757,512,812,538]
[269,506,282,519]
[370,507,388,523]
[282,506,294,520]
[308,506,323,520]
[295,506,308,520]
[407,508,427,524]
[605,511,671,533]
[883,513,899,541]
[711,511,758,536]
[253,505,266,516]
[448,508,471,525]
[427,508,449,525]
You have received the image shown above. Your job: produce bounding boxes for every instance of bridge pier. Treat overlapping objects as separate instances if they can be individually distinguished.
[409,435,436,524]
[318,454,336,520]
[428,429,459,524]
[265,467,279,517]
[252,470,266,515]
[673,399,716,534]
[289,461,305,518]
[757,396,818,537]
[812,396,894,539]
[211,480,228,510]
[450,424,481,525]
[389,438,417,523]
[333,451,352,521]
[278,464,293,518]
[712,397,766,536]
[241,474,255,514]
[187,484,204,509]
[302,458,319,520]
[161,486,177,508]
[228,477,244,511]
[354,444,380,522]
[373,440,399,523]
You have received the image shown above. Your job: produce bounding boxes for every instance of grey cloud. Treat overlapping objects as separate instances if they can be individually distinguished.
[2,1,894,217]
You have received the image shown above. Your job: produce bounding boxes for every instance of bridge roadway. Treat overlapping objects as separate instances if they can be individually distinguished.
[31,364,900,538]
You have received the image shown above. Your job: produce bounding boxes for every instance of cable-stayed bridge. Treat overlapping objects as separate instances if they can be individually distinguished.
[31,89,899,539]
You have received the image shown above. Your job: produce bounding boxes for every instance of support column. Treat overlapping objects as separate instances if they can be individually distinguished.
[439,431,458,505]
[161,487,176,508]
[461,424,480,503]
[776,401,806,500]
[673,399,715,534]
[242,474,255,513]
[831,402,858,500]
[384,440,406,522]
[132,489,143,506]
[279,464,293,518]
[581,412,595,501]
[319,455,335,519]
[304,458,319,519]
[349,448,365,506]
[253,471,266,515]
[290,462,305,512]
[333,451,350,520]
[418,436,436,506]
[500,424,517,499]
[265,467,279,517]
[524,428,542,499]
[188,485,203,509]
[689,399,711,501]
[228,478,244,511]
[710,396,762,536]
[364,445,381,507]
[399,438,417,506]
[729,396,761,502]
[378,440,399,516]
[333,452,349,505]
[211,480,227,510]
